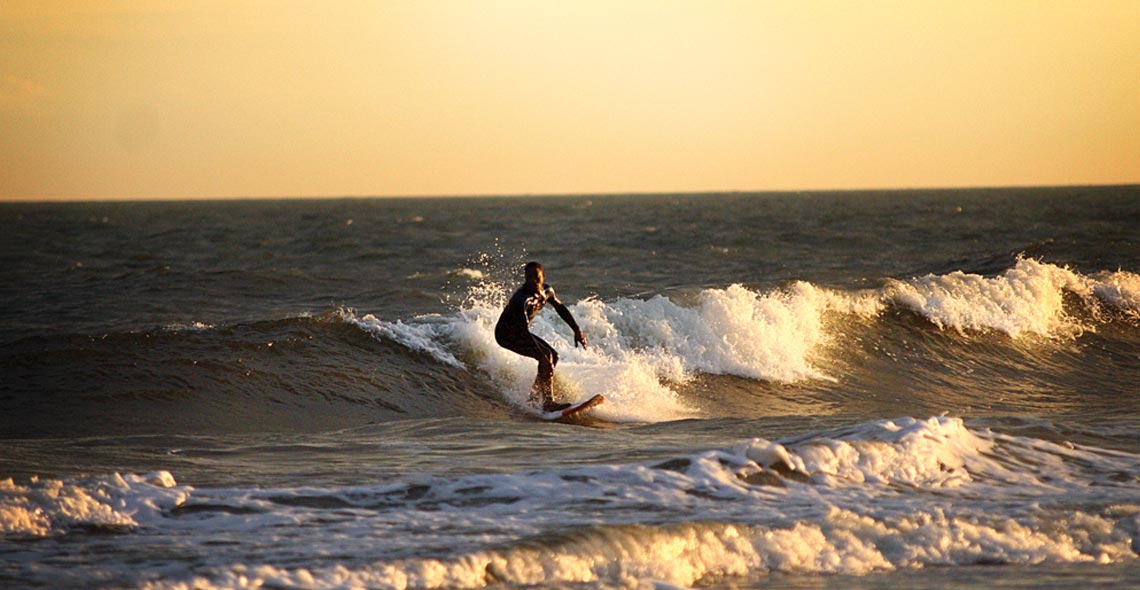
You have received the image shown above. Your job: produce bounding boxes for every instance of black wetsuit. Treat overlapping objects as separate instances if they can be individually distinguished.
[495,282,581,403]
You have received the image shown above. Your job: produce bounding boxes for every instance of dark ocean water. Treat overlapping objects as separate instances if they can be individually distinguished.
[2,186,1140,589]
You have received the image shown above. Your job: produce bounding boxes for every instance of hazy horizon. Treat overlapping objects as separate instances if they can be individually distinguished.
[3,1,1137,201]
[3,182,1139,204]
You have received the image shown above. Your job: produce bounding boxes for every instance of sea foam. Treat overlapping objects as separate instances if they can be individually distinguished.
[1092,269,1140,318]
[887,258,1089,337]
[138,418,1140,590]
[0,472,186,538]
[887,259,1140,338]
[147,507,1136,590]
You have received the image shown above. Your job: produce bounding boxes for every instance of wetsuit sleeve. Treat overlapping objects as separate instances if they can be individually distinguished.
[546,286,581,333]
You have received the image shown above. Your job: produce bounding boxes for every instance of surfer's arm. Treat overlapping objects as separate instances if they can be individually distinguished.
[547,287,588,349]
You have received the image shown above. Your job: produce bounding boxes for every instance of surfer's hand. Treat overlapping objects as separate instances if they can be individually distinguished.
[575,330,588,350]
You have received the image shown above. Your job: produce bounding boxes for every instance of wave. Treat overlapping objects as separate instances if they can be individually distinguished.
[343,280,884,423]
[346,258,1140,423]
[6,417,1138,588]
[3,259,1138,437]
[886,257,1140,337]
[0,313,513,438]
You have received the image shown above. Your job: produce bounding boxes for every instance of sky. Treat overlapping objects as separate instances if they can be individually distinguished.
[1,1,1137,201]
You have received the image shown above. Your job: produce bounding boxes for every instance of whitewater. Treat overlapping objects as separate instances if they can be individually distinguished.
[2,187,1140,590]
[4,416,1139,589]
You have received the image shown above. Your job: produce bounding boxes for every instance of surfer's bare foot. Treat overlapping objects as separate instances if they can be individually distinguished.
[543,401,572,412]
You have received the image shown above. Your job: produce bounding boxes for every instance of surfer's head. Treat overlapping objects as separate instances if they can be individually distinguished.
[524,261,544,286]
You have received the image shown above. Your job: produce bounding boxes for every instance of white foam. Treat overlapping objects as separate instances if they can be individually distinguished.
[60,418,1140,590]
[148,507,1138,590]
[0,471,187,537]
[1092,269,1140,318]
[588,282,880,383]
[347,311,465,368]
[887,258,1091,337]
[771,416,990,487]
[451,268,485,281]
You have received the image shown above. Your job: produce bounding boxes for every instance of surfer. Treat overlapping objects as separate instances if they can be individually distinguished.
[495,261,588,412]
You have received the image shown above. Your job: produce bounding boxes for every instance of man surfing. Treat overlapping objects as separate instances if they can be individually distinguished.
[495,261,588,412]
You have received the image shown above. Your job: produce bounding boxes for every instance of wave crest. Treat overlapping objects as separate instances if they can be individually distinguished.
[887,258,1140,337]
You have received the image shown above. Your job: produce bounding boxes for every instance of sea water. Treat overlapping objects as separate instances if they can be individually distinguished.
[2,187,1140,589]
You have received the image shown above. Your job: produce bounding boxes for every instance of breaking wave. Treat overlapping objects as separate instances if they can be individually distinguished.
[347,258,1140,423]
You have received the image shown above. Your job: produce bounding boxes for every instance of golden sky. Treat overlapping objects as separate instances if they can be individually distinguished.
[1,0,1137,200]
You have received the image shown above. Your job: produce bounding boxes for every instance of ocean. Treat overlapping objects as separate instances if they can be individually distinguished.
[2,186,1139,590]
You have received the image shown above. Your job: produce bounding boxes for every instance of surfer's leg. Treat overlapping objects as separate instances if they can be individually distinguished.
[498,329,562,408]
[530,336,560,408]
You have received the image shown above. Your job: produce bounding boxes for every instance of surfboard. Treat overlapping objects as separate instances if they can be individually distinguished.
[540,394,605,421]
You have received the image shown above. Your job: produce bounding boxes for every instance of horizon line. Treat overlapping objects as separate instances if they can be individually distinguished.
[2,182,1136,204]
